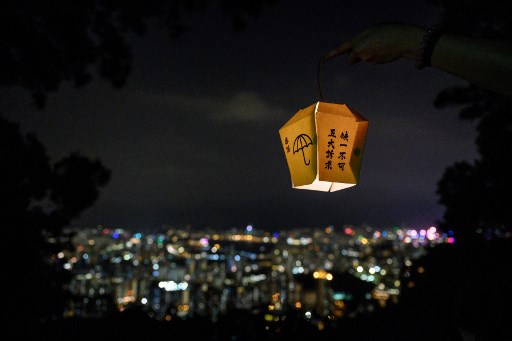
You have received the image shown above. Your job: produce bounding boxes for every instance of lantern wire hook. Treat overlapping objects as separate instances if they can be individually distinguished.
[317,56,325,102]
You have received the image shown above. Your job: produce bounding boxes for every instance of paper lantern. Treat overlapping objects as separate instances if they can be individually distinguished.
[279,101,368,192]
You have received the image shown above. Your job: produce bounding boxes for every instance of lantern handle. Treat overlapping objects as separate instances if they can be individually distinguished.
[317,56,325,102]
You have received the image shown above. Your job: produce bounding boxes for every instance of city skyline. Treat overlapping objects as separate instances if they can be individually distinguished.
[60,222,451,321]
[37,221,458,339]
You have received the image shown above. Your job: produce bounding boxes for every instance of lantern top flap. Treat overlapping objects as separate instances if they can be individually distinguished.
[281,102,367,130]
[315,102,367,122]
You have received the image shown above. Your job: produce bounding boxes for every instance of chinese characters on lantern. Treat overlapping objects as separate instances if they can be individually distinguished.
[284,137,290,154]
[324,128,349,173]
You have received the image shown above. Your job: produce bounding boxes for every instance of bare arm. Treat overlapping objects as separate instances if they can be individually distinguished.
[324,23,512,98]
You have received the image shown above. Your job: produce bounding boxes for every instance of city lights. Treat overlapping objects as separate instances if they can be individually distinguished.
[56,223,453,323]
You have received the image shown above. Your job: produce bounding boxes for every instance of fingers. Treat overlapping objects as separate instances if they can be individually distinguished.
[323,41,352,61]
[323,41,362,65]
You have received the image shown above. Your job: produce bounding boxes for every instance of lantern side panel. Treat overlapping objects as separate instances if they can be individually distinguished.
[279,113,317,187]
[348,120,369,182]
[316,111,358,186]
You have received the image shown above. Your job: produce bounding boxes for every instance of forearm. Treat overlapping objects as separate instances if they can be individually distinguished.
[326,23,512,98]
[429,33,512,97]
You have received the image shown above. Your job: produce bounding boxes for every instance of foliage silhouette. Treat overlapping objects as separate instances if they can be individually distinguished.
[432,0,512,243]
[1,1,277,335]
[1,0,277,109]
[0,115,110,334]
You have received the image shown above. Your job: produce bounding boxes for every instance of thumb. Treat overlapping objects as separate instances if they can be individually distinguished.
[323,41,352,61]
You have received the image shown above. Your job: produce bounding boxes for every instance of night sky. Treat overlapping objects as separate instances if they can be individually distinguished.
[1,0,477,231]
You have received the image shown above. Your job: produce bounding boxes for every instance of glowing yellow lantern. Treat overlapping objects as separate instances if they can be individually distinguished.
[279,101,368,192]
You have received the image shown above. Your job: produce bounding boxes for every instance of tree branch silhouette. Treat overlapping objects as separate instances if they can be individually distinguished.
[1,0,277,109]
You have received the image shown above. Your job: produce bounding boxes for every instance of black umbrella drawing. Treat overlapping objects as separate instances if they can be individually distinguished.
[293,133,313,165]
